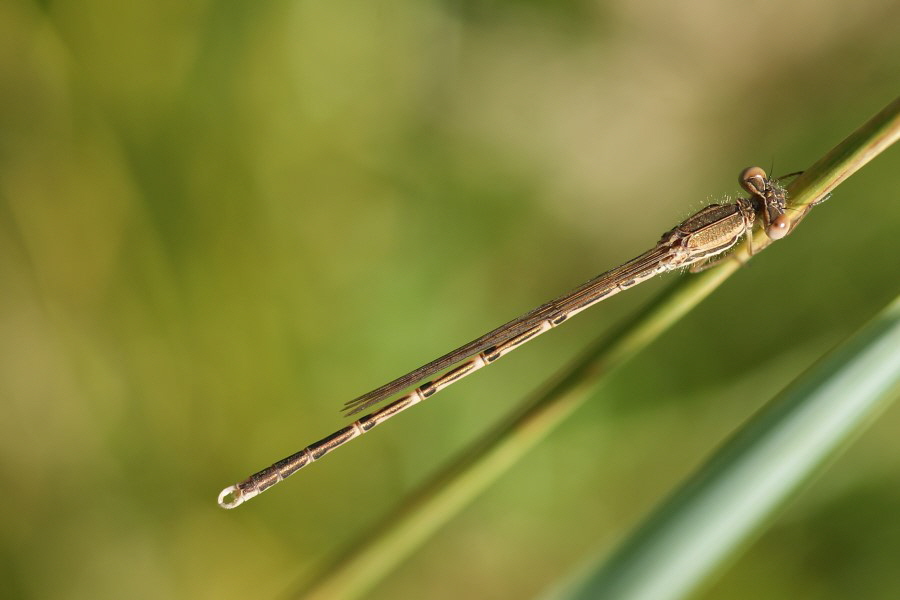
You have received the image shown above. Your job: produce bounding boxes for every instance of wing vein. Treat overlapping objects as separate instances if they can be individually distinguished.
[342,244,676,415]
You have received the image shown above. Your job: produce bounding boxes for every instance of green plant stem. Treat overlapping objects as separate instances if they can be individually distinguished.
[294,95,900,600]
[554,292,900,600]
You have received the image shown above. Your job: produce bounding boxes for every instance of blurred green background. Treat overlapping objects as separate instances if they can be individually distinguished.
[1,1,899,599]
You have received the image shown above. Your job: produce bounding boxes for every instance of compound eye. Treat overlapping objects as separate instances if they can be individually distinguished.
[739,166,768,196]
[766,214,790,240]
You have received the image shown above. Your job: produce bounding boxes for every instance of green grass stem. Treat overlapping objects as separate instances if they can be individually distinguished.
[553,292,900,600]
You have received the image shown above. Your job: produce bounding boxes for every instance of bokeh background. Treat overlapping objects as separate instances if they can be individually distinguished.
[1,1,899,599]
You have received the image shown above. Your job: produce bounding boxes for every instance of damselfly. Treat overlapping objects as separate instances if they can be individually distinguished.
[218,167,800,509]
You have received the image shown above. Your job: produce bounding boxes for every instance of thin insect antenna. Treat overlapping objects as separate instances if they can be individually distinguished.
[776,170,804,182]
